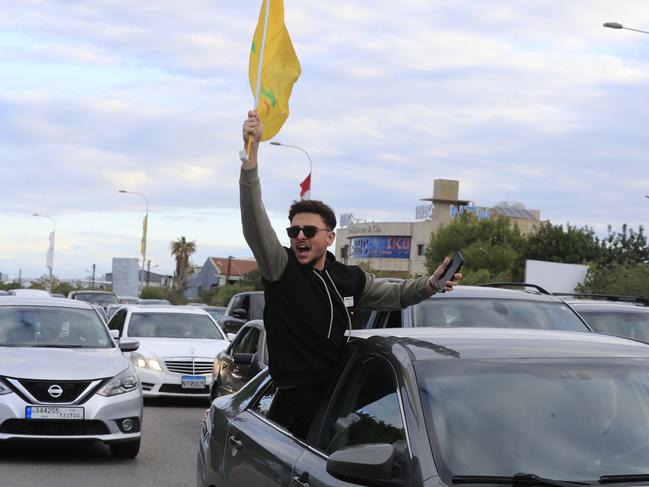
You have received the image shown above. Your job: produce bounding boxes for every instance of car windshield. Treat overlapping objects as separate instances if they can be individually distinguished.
[128,313,224,339]
[417,358,649,481]
[0,306,112,348]
[205,307,226,320]
[578,310,649,342]
[73,293,118,306]
[411,298,588,331]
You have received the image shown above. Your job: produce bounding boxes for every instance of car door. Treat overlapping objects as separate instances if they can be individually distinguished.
[292,352,414,487]
[230,325,261,392]
[219,326,252,394]
[221,380,307,487]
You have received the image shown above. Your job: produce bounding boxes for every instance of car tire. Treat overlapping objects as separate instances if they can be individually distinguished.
[110,439,141,459]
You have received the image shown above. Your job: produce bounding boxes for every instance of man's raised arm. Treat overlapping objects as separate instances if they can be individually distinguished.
[240,111,288,282]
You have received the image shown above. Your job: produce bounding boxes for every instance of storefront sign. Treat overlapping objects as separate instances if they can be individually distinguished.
[350,236,411,259]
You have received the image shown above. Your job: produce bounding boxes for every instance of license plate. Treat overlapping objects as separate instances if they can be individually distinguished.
[181,375,206,389]
[25,406,84,420]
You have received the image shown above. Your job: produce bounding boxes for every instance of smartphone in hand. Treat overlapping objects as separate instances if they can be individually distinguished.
[436,250,464,292]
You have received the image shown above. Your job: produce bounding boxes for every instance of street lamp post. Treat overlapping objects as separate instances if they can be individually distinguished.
[118,190,149,294]
[603,22,649,35]
[32,213,56,293]
[270,141,313,200]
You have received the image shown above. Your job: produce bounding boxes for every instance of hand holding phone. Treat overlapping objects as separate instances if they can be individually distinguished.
[435,250,464,292]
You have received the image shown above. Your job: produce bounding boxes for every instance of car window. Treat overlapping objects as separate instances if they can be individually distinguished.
[127,312,225,339]
[0,306,112,348]
[317,354,406,455]
[250,381,277,418]
[579,310,649,341]
[410,298,588,331]
[238,327,260,354]
[231,327,252,354]
[108,309,127,335]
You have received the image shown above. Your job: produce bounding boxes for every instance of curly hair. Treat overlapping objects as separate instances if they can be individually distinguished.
[288,200,337,230]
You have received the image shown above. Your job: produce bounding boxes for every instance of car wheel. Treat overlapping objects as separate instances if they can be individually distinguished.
[110,439,141,459]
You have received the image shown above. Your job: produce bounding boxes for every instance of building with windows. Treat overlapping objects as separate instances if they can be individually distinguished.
[185,257,258,299]
[334,179,544,277]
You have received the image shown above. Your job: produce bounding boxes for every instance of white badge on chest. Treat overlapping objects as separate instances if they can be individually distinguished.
[343,296,354,308]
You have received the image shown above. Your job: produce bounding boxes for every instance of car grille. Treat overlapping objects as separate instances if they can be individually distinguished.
[0,419,109,436]
[141,382,155,391]
[16,379,95,404]
[159,384,209,394]
[164,359,212,375]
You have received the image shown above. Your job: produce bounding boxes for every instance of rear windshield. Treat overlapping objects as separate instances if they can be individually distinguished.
[579,310,649,342]
[0,306,112,348]
[127,312,224,339]
[411,298,588,331]
[73,293,118,306]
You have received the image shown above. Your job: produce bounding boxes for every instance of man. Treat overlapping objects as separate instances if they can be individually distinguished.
[240,111,461,439]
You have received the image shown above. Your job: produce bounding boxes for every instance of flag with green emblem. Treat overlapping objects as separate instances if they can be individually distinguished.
[248,0,301,141]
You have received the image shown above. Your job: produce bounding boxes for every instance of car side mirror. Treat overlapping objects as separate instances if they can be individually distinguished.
[110,329,121,339]
[232,308,248,319]
[226,332,237,342]
[233,353,254,366]
[326,443,399,487]
[118,338,140,353]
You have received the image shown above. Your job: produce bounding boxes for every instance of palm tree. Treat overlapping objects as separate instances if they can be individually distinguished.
[170,236,196,290]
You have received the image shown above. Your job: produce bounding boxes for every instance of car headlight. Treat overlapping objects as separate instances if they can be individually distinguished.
[130,352,163,372]
[97,368,140,397]
[0,378,12,396]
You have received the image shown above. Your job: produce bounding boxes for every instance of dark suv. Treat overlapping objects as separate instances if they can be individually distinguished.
[560,294,649,343]
[219,291,264,335]
[357,284,591,332]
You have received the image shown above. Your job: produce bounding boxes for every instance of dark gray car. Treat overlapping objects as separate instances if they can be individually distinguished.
[197,328,649,486]
[358,284,591,331]
[209,320,266,400]
[567,298,649,343]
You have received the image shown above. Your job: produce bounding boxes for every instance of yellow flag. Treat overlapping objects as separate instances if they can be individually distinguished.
[141,214,148,258]
[249,0,301,141]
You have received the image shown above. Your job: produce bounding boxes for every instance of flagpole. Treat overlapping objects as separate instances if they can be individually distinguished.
[243,0,272,161]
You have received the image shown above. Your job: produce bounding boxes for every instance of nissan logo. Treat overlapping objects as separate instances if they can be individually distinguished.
[48,385,63,398]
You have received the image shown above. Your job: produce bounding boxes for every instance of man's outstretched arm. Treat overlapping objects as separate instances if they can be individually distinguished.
[240,111,287,282]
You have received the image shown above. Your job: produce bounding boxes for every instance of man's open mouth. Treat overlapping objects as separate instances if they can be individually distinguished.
[296,243,311,257]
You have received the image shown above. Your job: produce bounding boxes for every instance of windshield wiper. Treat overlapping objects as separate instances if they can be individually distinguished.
[600,475,649,484]
[453,473,591,487]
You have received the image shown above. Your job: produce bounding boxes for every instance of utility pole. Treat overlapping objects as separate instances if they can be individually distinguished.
[225,256,234,285]
[91,264,96,288]
[18,269,22,286]
[146,260,151,287]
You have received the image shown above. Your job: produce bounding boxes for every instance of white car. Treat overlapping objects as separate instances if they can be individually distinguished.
[0,297,142,458]
[107,306,228,398]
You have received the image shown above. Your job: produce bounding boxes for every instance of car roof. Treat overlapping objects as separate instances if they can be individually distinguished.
[0,296,97,310]
[426,285,561,302]
[124,305,212,315]
[69,290,116,295]
[350,327,649,361]
[568,301,649,312]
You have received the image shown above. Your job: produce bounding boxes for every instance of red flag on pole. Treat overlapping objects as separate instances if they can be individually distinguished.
[299,173,311,200]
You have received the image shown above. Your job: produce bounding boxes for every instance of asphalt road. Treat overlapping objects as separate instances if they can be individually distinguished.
[0,397,209,487]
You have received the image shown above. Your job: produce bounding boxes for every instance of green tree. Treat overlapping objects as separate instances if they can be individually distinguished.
[170,236,197,291]
[578,263,649,297]
[425,214,524,283]
[239,269,265,290]
[599,224,649,265]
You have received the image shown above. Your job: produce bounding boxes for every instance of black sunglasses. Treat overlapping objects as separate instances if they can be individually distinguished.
[286,225,330,238]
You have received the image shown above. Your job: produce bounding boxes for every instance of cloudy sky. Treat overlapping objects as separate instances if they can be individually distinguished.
[1,0,648,280]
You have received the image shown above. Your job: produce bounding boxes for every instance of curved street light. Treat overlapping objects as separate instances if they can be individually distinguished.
[118,190,150,293]
[32,213,56,292]
[270,141,313,200]
[603,22,649,35]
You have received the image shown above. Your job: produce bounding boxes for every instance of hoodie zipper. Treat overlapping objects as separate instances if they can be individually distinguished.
[312,270,335,339]
[325,270,353,342]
